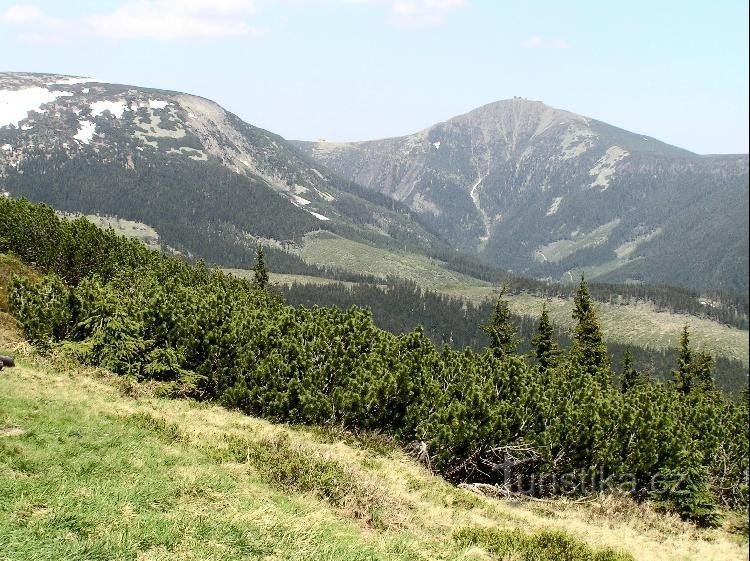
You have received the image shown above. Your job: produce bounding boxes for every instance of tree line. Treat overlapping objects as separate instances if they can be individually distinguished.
[279,278,749,393]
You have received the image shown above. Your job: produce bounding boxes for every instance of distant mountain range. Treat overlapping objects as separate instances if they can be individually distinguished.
[295,98,749,293]
[0,72,440,270]
[1,73,747,293]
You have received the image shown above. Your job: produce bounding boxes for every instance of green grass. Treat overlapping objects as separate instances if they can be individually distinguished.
[0,360,416,560]
[297,231,487,290]
[0,341,746,561]
[454,527,633,561]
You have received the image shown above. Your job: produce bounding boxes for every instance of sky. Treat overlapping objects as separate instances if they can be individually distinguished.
[1,0,748,154]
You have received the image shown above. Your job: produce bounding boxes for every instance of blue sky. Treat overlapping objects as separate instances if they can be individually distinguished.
[1,0,747,153]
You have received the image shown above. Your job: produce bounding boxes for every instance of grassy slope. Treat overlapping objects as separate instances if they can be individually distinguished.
[0,325,747,561]
[292,232,749,366]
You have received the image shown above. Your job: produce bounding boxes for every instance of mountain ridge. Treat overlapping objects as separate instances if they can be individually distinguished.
[0,71,444,270]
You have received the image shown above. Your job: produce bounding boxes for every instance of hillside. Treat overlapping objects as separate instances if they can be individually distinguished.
[1,334,747,561]
[1,198,748,559]
[295,98,749,293]
[0,72,440,269]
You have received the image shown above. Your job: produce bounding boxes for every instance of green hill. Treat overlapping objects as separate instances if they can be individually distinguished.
[1,197,747,561]
[1,335,746,561]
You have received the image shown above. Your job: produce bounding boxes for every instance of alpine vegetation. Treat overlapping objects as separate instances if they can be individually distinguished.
[2,198,747,527]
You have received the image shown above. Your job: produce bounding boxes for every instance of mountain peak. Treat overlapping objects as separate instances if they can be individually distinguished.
[296,99,748,292]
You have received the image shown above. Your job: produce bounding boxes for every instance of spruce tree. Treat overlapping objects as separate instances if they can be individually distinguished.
[674,325,694,394]
[252,244,270,289]
[692,350,715,389]
[652,450,720,527]
[480,288,518,359]
[532,302,559,374]
[570,275,610,381]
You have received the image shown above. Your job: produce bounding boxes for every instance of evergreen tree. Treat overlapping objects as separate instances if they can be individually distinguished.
[620,349,642,392]
[532,302,559,374]
[480,288,519,358]
[674,325,694,394]
[693,350,715,389]
[570,275,610,381]
[652,450,720,527]
[253,244,270,289]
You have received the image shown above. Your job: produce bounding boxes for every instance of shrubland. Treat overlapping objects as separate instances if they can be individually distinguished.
[1,197,747,531]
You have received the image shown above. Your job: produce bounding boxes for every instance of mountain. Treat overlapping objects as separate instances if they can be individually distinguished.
[0,72,440,270]
[294,98,749,293]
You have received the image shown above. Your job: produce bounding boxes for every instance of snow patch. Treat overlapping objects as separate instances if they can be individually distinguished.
[291,194,311,206]
[589,146,629,190]
[546,196,563,216]
[308,211,330,221]
[148,99,169,110]
[74,120,96,144]
[1,144,11,151]
[433,141,441,149]
[91,100,128,118]
[0,87,73,128]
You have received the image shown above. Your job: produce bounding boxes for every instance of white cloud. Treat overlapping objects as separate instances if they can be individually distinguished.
[390,0,468,27]
[87,0,262,40]
[0,0,466,43]
[0,1,263,42]
[0,4,71,42]
[0,4,45,24]
[521,35,569,49]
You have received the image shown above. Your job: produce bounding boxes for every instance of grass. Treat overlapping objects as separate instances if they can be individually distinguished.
[297,231,487,291]
[57,213,161,249]
[0,327,747,561]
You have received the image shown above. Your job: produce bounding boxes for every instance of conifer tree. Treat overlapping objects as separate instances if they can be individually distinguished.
[620,348,642,392]
[693,350,715,389]
[480,288,518,358]
[253,244,270,289]
[674,325,694,394]
[532,302,558,374]
[570,275,610,380]
[652,450,720,527]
